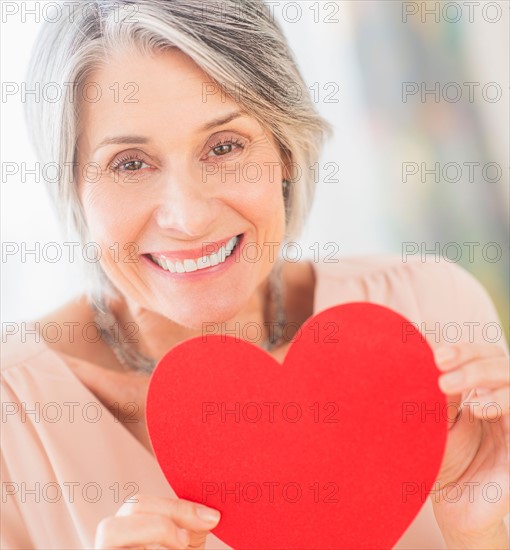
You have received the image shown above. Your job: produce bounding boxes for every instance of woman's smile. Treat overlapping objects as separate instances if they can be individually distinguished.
[142,233,246,280]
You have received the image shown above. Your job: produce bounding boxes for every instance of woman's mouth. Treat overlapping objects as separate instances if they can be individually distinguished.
[146,234,244,274]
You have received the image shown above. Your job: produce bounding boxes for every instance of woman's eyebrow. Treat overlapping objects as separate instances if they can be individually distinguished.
[93,135,149,154]
[92,110,246,154]
[199,110,244,131]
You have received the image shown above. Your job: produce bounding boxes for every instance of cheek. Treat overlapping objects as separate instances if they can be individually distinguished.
[232,152,285,219]
[79,180,146,254]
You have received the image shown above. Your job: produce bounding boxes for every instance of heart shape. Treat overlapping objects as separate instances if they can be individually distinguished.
[146,302,447,549]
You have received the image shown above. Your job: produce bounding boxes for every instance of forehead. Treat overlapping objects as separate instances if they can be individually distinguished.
[77,47,243,142]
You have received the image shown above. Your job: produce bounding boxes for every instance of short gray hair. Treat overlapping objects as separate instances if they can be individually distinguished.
[25,0,333,298]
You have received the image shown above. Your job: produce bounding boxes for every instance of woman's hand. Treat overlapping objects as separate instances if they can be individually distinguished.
[431,342,509,548]
[95,493,221,549]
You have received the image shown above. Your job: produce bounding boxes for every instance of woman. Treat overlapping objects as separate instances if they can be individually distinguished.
[1,1,508,548]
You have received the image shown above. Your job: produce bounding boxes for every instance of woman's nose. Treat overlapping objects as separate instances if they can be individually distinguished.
[152,170,220,237]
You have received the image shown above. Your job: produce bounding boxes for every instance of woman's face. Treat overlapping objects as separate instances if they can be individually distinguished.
[77,47,287,327]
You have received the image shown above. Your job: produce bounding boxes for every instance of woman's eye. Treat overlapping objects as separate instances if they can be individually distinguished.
[110,156,150,172]
[206,138,245,159]
[212,144,233,156]
[121,160,148,171]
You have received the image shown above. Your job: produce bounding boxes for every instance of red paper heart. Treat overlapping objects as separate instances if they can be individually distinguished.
[146,302,447,549]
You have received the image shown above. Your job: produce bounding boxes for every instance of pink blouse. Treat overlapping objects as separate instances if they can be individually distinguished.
[1,255,508,549]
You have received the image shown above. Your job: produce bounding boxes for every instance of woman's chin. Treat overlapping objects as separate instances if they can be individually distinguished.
[157,301,247,332]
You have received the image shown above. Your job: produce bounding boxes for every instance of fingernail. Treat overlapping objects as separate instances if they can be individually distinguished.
[440,371,464,390]
[434,347,457,366]
[177,528,189,546]
[196,505,221,524]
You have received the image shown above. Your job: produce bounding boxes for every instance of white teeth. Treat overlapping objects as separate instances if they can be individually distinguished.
[196,255,211,269]
[225,236,237,255]
[183,259,197,272]
[209,252,219,267]
[151,235,240,273]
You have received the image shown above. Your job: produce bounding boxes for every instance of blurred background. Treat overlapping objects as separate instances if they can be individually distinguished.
[1,1,508,340]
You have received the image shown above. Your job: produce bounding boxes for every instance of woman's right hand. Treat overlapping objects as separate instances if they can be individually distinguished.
[95,494,221,549]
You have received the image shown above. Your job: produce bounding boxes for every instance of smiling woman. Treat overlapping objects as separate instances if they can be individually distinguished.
[74,46,296,332]
[1,1,509,549]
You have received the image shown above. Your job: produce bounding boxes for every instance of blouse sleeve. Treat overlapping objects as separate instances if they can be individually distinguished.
[0,343,140,550]
[1,338,36,550]
[316,254,508,353]
[0,394,35,549]
[404,257,508,353]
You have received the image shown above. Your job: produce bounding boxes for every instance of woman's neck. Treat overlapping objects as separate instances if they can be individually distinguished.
[108,274,272,363]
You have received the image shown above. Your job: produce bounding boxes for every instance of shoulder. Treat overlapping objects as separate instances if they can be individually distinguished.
[1,326,50,373]
[1,295,91,374]
[312,254,506,346]
[315,252,467,280]
[314,252,495,299]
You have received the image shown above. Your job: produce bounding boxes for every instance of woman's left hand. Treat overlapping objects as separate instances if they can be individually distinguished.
[431,342,509,546]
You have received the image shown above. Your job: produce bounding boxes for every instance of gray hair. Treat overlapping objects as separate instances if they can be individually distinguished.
[25,0,333,299]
